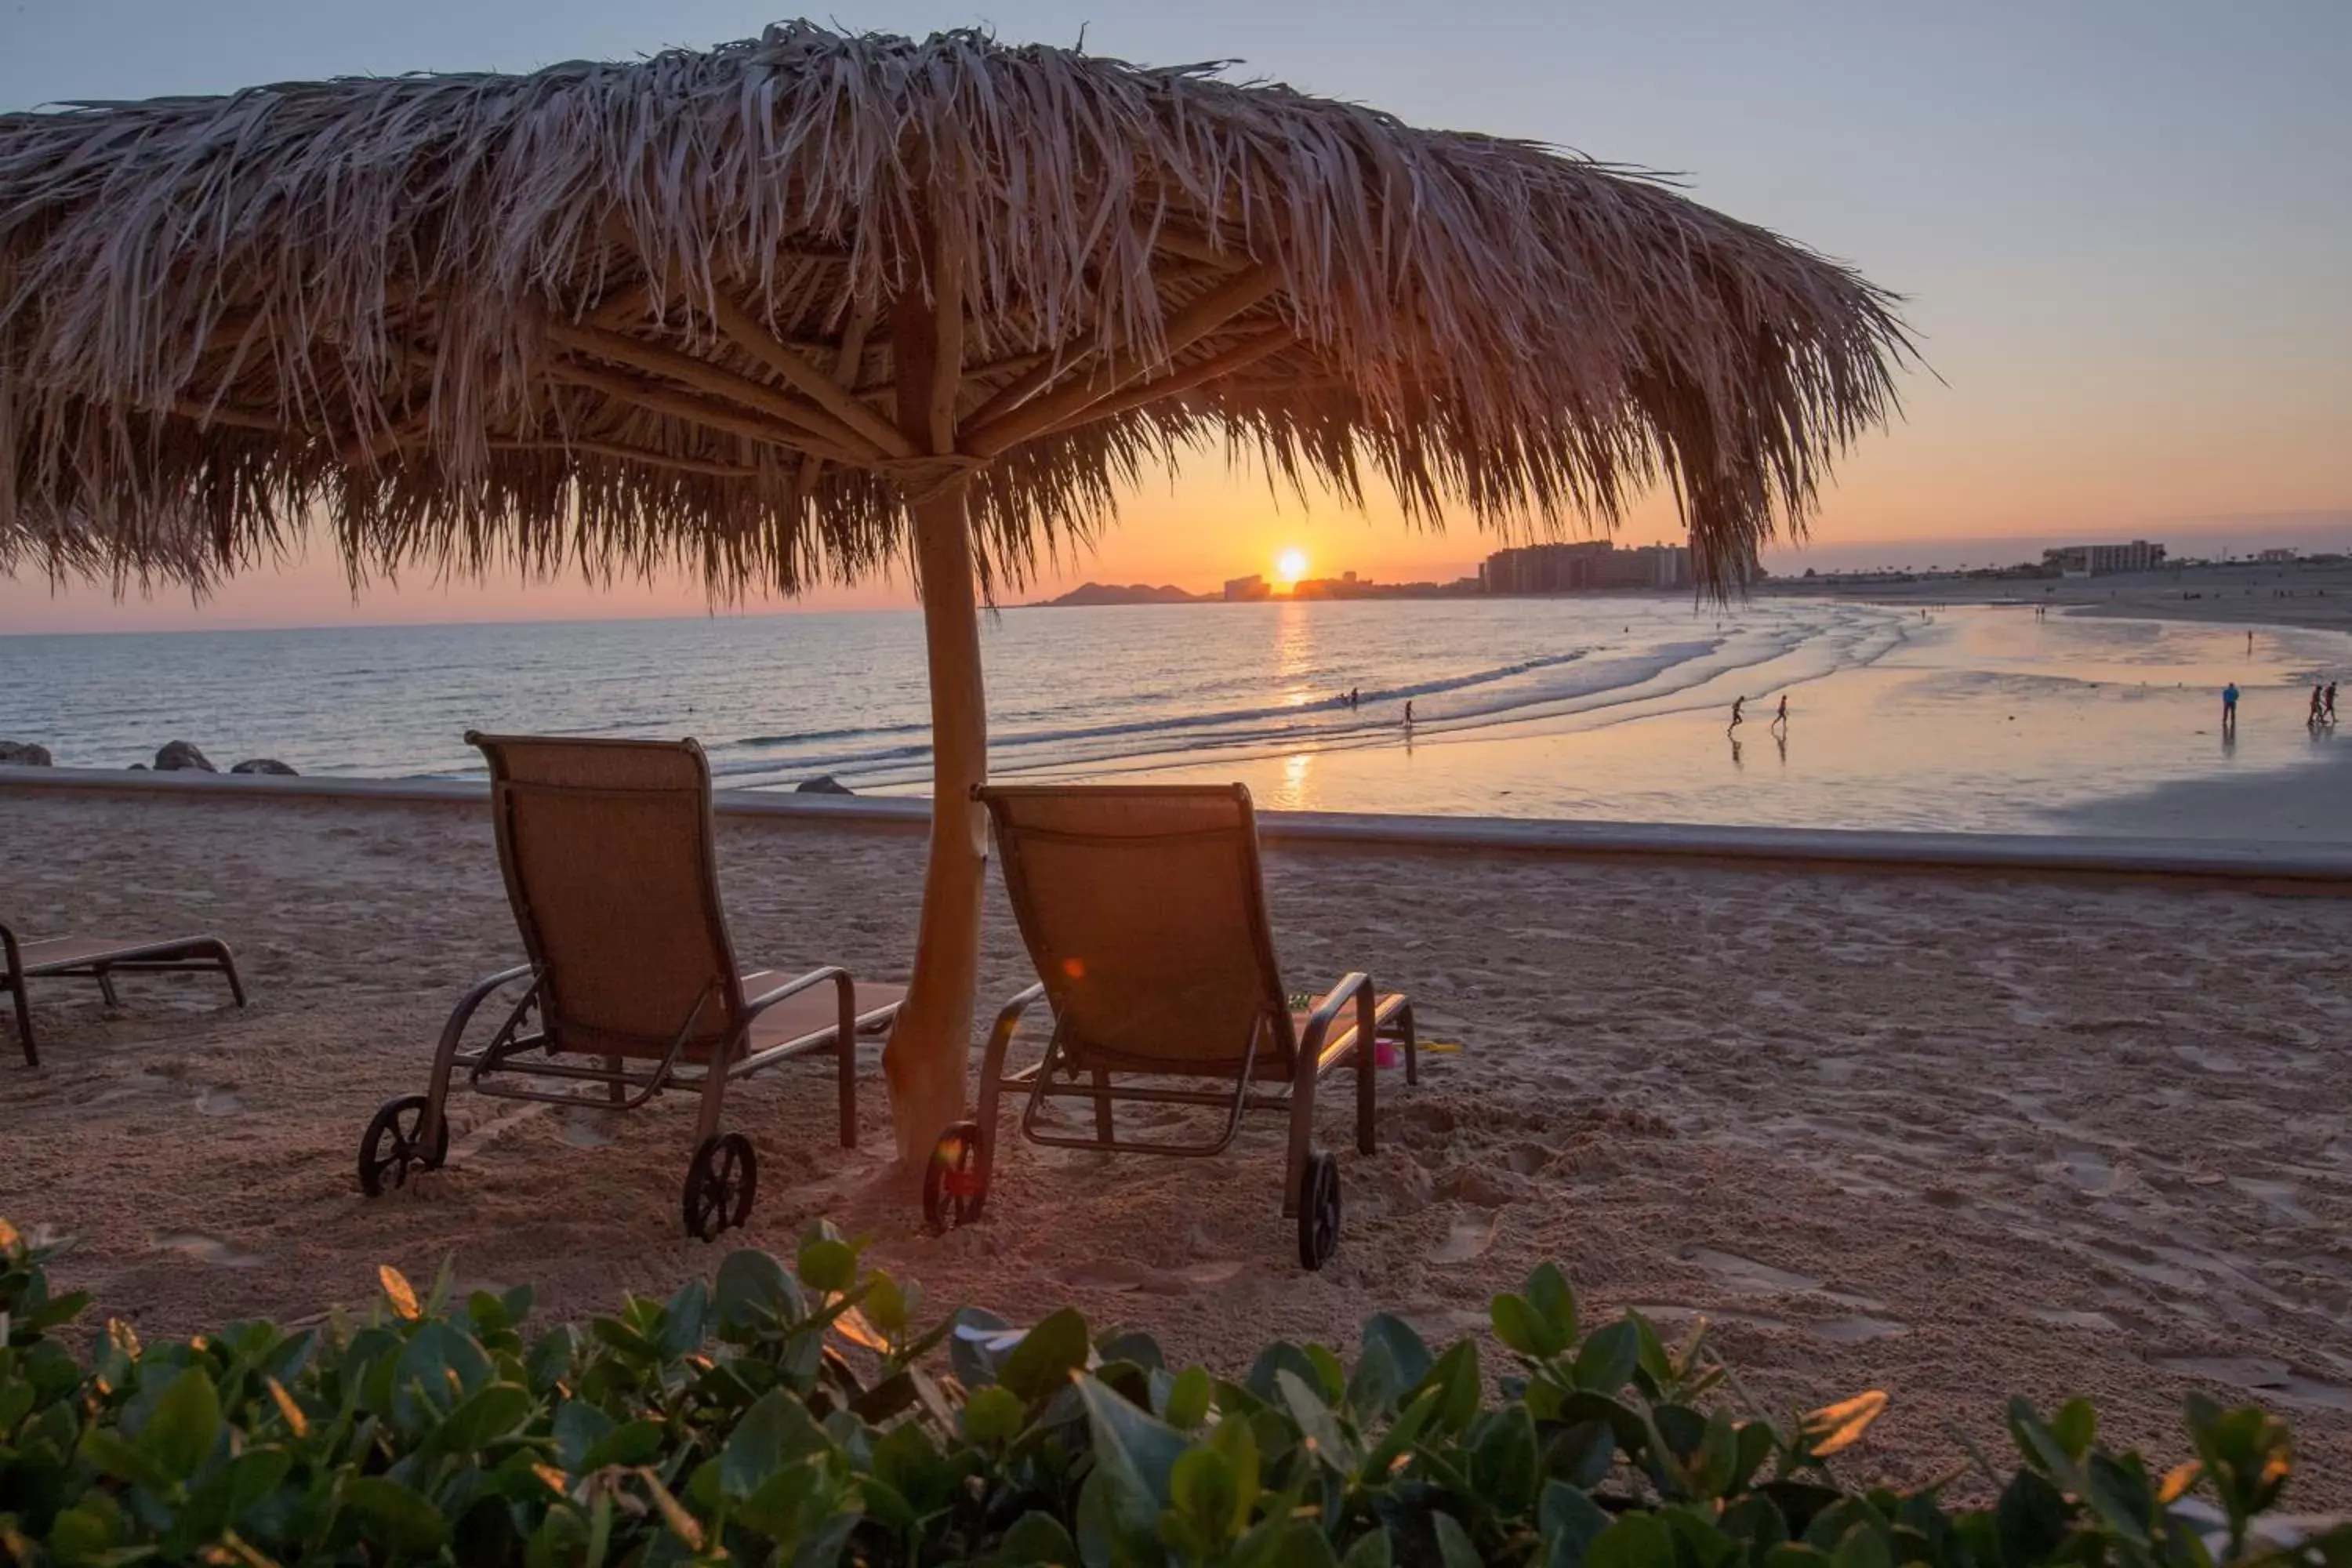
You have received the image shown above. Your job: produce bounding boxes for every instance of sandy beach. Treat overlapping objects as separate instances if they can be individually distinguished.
[5,786,2350,1502]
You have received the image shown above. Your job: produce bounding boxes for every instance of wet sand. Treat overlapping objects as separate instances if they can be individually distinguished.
[4,787,2350,1501]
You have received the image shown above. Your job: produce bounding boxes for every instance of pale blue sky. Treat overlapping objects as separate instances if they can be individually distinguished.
[3,1,2347,628]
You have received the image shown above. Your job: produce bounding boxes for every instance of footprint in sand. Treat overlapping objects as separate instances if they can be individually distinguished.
[1430,1210,1498,1265]
[1683,1247,1886,1311]
[2031,1307,2123,1332]
[559,1113,615,1149]
[1061,1259,1190,1295]
[158,1232,263,1268]
[194,1085,245,1116]
[1632,1301,1791,1332]
[2156,1355,2352,1413]
[1810,1316,1909,1344]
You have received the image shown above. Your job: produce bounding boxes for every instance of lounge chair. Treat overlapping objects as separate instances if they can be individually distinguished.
[922,782,1414,1269]
[4,922,248,1067]
[354,733,904,1240]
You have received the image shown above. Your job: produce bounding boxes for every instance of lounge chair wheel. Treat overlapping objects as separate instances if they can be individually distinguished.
[358,1094,449,1196]
[1297,1151,1341,1271]
[683,1132,758,1241]
[923,1120,988,1232]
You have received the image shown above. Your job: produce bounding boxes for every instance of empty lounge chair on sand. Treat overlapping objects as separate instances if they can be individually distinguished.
[4,922,247,1067]
[922,782,1414,1269]
[354,733,904,1240]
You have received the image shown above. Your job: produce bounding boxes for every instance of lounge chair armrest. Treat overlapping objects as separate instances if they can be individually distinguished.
[438,963,540,1054]
[1296,971,1373,1080]
[990,982,1049,1043]
[742,964,855,1018]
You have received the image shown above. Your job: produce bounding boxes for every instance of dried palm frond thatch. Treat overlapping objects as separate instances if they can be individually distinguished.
[0,22,1907,598]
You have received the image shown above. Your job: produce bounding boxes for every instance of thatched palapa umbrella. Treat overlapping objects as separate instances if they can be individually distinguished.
[0,24,1909,1163]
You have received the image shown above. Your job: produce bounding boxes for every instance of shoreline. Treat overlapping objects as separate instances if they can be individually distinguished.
[9,762,2352,886]
[5,786,2350,1501]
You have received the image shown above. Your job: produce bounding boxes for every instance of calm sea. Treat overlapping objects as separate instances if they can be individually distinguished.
[4,597,2347,836]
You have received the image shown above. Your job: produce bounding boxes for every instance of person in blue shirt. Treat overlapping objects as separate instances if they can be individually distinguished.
[2222,682,2239,733]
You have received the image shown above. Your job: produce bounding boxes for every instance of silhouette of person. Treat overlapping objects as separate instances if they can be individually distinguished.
[2310,684,2326,726]
[1348,686,1359,709]
[1403,700,1414,728]
[1772,694,1789,731]
[2328,682,2339,724]
[2221,682,2238,733]
[1727,696,1745,735]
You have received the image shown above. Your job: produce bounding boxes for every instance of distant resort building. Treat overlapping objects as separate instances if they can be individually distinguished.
[1479,539,1692,593]
[2042,539,2166,577]
[1222,573,1270,601]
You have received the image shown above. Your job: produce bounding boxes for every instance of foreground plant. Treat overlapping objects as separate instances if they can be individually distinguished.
[0,1217,2339,1566]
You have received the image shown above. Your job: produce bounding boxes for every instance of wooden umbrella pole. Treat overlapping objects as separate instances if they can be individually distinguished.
[880,224,986,1163]
[884,480,986,1160]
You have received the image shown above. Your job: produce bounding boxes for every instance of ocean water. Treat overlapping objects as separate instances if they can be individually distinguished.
[3,597,2347,837]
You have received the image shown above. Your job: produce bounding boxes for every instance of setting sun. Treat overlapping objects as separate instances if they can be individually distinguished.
[1275,548,1309,584]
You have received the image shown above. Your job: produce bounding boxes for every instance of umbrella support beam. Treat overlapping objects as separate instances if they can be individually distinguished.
[881,483,988,1163]
[880,252,985,1165]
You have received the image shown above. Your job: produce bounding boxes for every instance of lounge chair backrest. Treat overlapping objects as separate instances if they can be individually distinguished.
[978,783,1295,1076]
[470,733,746,1061]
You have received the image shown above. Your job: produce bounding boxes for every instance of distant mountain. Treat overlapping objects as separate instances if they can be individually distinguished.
[1032,582,1212,607]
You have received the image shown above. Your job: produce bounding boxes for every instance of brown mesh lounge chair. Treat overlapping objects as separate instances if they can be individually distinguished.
[4,922,246,1067]
[354,733,904,1240]
[922,782,1415,1269]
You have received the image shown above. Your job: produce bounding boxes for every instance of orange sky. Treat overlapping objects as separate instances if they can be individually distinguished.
[2,2,2348,633]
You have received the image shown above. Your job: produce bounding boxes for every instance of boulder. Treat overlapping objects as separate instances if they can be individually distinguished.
[230,757,299,776]
[795,775,855,795]
[154,741,216,772]
[0,740,53,767]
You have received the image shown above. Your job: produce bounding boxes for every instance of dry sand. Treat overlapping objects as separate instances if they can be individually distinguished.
[5,787,2350,1501]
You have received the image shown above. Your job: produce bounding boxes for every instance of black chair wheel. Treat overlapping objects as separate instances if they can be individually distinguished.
[1297,1151,1341,1271]
[683,1132,757,1241]
[923,1120,988,1232]
[358,1094,449,1197]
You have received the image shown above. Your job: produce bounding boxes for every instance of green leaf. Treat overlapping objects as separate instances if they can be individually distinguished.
[1587,1512,1678,1568]
[437,1381,534,1454]
[551,1400,614,1470]
[658,1278,710,1358]
[80,1425,177,1492]
[1494,1294,1567,1359]
[1276,1368,1361,1474]
[342,1475,451,1555]
[723,1389,829,1500]
[582,1418,664,1470]
[2050,1397,2097,1461]
[1000,1510,1083,1565]
[1539,1480,1613,1568]
[1994,1468,2071,1567]
[1169,1448,1247,1545]
[1163,1365,1214,1430]
[1413,1340,1483,1435]
[963,1384,1028,1445]
[1341,1530,1396,1568]
[1433,1511,1486,1568]
[1000,1308,1091,1406]
[1527,1265,1580,1348]
[1077,1372,1191,1505]
[714,1247,804,1331]
[1473,1403,1541,1516]
[796,1236,858,1294]
[1828,1523,1891,1568]
[1572,1321,1639,1396]
[140,1366,222,1479]
[1360,1313,1433,1390]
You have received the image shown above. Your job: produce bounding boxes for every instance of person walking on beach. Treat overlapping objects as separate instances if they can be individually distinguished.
[2310,684,2326,726]
[1403,700,1414,728]
[2328,682,2339,724]
[1348,685,1359,709]
[1728,695,1745,735]
[1772,694,1789,731]
[2222,681,2238,732]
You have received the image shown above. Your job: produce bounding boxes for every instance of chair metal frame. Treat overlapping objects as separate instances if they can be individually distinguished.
[3,922,247,1068]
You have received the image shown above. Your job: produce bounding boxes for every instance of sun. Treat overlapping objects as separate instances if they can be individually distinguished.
[1275,548,1309,584]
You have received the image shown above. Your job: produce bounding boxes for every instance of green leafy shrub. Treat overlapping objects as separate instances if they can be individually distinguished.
[0,1216,2340,1566]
